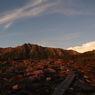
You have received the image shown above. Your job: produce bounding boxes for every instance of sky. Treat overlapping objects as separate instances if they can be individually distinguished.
[0,0,95,53]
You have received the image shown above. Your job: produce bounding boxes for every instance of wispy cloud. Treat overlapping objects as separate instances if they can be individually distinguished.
[0,0,42,24]
[0,0,94,25]
[63,32,81,40]
[38,41,55,48]
[0,0,59,24]
[3,22,13,31]
[35,32,81,48]
[49,32,81,41]
[68,41,95,53]
[45,0,93,16]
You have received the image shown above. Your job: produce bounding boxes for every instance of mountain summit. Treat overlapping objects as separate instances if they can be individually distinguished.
[0,43,78,60]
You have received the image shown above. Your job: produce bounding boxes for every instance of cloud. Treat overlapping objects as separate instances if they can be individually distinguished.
[0,0,94,25]
[46,0,92,16]
[3,22,12,31]
[38,41,55,48]
[0,0,42,24]
[49,32,81,41]
[0,0,59,24]
[63,32,81,40]
[68,41,95,53]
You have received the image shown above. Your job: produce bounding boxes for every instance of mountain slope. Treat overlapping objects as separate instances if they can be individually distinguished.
[0,43,78,60]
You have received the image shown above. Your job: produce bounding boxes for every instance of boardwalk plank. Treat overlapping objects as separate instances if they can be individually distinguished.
[52,66,75,95]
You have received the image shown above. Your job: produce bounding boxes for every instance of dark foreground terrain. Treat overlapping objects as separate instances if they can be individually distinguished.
[0,56,95,95]
[0,44,95,95]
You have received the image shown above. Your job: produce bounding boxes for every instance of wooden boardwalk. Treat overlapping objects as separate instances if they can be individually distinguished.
[51,66,75,95]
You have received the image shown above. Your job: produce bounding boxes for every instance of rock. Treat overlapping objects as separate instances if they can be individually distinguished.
[25,68,33,72]
[44,68,56,75]
[3,78,8,81]
[32,70,44,79]
[84,75,89,79]
[60,66,66,70]
[0,70,2,73]
[44,68,56,78]
[19,78,40,84]
[5,67,18,73]
[24,73,35,77]
[46,77,51,81]
[9,75,24,82]
[13,84,19,90]
[58,70,67,77]
[68,87,73,91]
[32,70,44,75]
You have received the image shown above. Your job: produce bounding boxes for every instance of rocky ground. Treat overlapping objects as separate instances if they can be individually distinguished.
[0,58,95,95]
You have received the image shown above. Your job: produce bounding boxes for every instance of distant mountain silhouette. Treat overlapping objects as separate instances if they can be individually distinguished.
[0,43,78,60]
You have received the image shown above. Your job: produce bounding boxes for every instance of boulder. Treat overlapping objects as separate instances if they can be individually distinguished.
[19,78,40,84]
[44,68,56,73]
[32,70,44,79]
[46,77,51,81]
[9,75,24,82]
[13,84,19,90]
[44,68,56,78]
[5,67,18,73]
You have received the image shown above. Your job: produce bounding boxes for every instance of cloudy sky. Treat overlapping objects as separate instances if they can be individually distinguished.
[0,0,95,53]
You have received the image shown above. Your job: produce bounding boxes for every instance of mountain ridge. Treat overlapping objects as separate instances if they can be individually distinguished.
[0,43,78,60]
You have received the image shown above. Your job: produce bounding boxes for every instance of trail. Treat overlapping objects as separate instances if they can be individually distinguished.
[52,66,75,95]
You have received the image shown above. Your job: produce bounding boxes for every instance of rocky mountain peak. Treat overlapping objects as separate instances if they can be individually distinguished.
[0,43,78,60]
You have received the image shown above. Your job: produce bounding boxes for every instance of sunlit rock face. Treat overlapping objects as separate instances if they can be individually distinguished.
[0,43,78,60]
